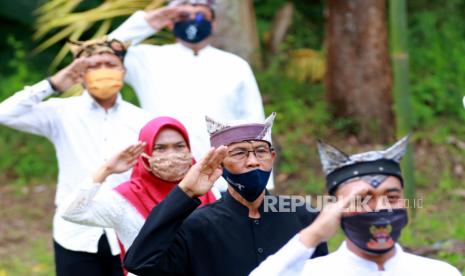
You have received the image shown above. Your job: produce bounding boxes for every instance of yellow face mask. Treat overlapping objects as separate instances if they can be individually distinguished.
[84,68,124,100]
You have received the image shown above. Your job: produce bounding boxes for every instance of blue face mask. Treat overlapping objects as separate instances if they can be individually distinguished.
[173,14,212,44]
[222,168,271,202]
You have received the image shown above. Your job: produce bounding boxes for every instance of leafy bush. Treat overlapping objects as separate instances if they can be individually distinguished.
[0,36,57,186]
[255,55,331,194]
[408,0,465,128]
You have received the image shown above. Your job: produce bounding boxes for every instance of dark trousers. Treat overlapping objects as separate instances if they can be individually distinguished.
[54,234,124,276]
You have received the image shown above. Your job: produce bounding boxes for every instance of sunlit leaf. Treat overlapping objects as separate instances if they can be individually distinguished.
[34,0,166,69]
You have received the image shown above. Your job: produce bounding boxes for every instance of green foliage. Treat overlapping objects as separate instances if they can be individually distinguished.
[408,0,465,127]
[255,0,324,52]
[0,36,57,186]
[399,191,465,270]
[0,36,42,92]
[256,55,330,193]
[284,2,324,50]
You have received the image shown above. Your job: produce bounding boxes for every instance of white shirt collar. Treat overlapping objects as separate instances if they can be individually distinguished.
[336,241,403,272]
[81,90,123,111]
[174,42,212,56]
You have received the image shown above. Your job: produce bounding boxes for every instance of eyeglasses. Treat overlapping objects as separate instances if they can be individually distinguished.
[227,147,273,162]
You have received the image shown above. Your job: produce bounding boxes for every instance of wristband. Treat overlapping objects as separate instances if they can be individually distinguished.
[46,77,61,93]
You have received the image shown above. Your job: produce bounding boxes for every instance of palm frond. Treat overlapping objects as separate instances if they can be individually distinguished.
[49,22,90,69]
[34,0,166,69]
[33,23,84,54]
[146,0,166,10]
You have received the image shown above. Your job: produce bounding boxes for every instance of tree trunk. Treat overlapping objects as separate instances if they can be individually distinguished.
[269,2,294,54]
[389,0,415,210]
[209,0,261,67]
[325,0,393,142]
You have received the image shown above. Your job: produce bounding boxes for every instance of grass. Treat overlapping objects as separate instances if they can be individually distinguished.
[0,238,54,276]
[0,184,55,276]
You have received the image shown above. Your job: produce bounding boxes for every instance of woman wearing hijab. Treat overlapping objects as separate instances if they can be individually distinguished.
[59,117,217,269]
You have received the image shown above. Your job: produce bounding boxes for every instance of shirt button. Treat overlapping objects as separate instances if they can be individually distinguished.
[254,220,259,225]
[257,247,263,254]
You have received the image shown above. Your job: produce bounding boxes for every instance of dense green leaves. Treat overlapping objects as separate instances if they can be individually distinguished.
[408,0,465,127]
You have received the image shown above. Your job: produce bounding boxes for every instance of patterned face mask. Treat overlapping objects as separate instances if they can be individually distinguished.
[84,68,124,100]
[173,14,212,43]
[341,208,408,254]
[142,152,193,182]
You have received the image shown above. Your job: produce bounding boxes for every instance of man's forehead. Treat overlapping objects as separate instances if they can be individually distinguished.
[339,176,403,194]
[177,4,212,14]
[378,177,403,191]
[228,140,269,149]
[86,53,121,63]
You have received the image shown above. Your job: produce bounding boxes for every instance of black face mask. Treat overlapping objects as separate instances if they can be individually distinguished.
[222,168,271,202]
[173,15,212,44]
[341,208,408,254]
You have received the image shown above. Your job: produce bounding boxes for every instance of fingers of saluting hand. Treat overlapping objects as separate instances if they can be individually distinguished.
[339,185,370,209]
[197,147,215,168]
[160,6,180,18]
[199,146,227,174]
[129,159,139,167]
[209,166,224,182]
[209,146,228,167]
[68,57,89,83]
[121,142,146,161]
[129,141,146,155]
[71,57,89,73]
[318,185,371,219]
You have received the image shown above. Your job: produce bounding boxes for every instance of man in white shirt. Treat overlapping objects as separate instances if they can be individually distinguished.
[109,0,272,191]
[0,37,150,276]
[250,136,461,275]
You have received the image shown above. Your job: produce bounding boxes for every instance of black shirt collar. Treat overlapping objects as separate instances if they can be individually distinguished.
[222,189,273,217]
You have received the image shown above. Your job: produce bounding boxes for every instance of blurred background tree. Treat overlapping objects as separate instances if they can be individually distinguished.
[210,0,261,66]
[325,0,393,143]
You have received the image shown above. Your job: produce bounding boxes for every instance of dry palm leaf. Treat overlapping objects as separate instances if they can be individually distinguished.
[34,0,166,69]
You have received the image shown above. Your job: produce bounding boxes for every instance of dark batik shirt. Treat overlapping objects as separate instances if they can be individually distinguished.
[124,186,328,276]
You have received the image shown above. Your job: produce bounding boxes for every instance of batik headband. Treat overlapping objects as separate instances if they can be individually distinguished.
[68,36,130,60]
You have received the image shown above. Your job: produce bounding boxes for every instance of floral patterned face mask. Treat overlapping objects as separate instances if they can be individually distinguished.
[142,152,193,182]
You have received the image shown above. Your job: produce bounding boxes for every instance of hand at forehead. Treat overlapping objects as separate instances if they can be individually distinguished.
[84,53,122,67]
[336,176,403,197]
[173,4,212,20]
[67,57,90,75]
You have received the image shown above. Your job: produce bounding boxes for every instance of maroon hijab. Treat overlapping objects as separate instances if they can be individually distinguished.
[114,116,217,218]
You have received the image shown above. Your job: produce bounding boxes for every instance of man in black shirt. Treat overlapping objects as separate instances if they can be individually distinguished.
[124,113,328,275]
